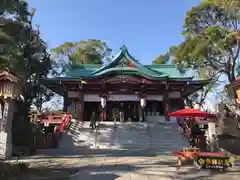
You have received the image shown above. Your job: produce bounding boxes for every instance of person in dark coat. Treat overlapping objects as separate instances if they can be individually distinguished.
[90,111,96,129]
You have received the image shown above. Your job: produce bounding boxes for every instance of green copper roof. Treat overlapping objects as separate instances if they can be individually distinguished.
[66,45,187,80]
[145,64,182,78]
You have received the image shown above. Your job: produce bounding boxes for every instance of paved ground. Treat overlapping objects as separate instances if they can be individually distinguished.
[70,155,177,180]
[15,122,240,179]
[69,155,240,180]
[19,150,240,180]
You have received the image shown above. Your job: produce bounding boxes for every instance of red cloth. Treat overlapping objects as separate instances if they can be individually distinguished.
[104,112,106,120]
[168,108,211,117]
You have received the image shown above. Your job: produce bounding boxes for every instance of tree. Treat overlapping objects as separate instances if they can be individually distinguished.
[1,1,56,110]
[213,0,240,10]
[214,0,240,40]
[152,46,177,64]
[185,68,220,108]
[152,53,170,64]
[171,0,240,102]
[152,46,213,107]
[0,1,55,147]
[52,39,112,65]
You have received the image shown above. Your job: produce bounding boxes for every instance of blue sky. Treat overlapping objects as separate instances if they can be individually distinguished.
[28,0,201,64]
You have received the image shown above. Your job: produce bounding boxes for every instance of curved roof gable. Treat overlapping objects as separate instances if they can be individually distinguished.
[64,46,191,80]
[90,45,168,78]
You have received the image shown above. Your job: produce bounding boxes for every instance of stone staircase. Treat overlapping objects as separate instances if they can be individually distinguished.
[58,118,189,155]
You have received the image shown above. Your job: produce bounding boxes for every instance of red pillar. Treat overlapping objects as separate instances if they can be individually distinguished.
[77,85,84,121]
[163,86,170,121]
[176,89,186,125]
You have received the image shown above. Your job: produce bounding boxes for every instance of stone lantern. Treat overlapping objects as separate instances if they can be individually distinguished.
[0,69,21,159]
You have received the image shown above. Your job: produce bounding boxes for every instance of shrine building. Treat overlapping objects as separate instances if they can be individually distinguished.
[42,46,210,122]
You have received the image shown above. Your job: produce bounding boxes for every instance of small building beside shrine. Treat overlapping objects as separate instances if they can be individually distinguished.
[42,46,210,122]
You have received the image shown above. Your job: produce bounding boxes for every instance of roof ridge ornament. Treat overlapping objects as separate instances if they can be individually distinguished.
[120,45,128,51]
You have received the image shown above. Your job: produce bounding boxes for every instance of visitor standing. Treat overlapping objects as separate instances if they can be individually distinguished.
[90,111,96,129]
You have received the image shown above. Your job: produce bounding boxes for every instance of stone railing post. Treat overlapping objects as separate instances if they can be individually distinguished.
[0,99,15,159]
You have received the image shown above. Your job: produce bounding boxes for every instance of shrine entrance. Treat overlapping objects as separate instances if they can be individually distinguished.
[83,101,140,122]
[83,99,165,122]
[106,101,139,122]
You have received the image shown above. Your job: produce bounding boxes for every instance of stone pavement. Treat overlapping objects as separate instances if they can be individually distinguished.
[21,151,240,180]
[70,155,178,180]
[16,120,240,179]
[68,155,240,180]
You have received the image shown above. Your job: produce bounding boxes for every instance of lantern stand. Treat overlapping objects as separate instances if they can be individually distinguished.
[140,96,146,122]
[0,69,21,160]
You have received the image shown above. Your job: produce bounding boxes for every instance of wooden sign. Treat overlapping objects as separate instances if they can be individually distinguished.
[196,156,230,170]
[229,156,240,168]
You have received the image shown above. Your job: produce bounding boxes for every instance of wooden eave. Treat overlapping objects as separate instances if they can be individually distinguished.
[183,79,211,97]
[0,69,19,82]
[41,77,211,97]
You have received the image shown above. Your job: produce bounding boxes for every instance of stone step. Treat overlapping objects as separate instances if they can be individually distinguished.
[95,144,187,148]
[59,120,189,153]
[95,141,186,146]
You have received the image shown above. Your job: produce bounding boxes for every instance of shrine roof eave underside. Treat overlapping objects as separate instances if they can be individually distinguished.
[41,77,211,98]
